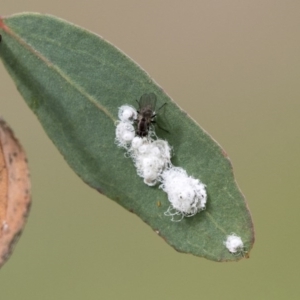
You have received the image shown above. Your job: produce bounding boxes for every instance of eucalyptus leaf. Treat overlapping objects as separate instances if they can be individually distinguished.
[0,13,254,262]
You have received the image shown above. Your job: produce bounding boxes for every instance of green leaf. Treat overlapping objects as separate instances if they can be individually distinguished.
[0,13,254,261]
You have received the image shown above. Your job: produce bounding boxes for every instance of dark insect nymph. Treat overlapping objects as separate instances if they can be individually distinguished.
[135,93,167,137]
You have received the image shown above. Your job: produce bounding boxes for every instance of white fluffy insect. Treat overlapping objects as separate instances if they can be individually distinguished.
[130,138,171,186]
[115,102,207,221]
[161,167,207,221]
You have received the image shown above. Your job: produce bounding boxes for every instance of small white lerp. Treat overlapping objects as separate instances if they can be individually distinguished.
[118,105,137,122]
[115,121,135,148]
[224,234,244,253]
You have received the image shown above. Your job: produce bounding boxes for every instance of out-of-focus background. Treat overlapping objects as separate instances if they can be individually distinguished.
[1,1,299,299]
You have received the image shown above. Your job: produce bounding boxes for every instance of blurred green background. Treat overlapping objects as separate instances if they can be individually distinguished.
[1,1,299,299]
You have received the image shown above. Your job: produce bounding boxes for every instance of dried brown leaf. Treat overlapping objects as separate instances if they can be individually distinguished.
[0,119,31,268]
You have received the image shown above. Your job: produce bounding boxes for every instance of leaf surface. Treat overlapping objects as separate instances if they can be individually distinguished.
[0,13,254,261]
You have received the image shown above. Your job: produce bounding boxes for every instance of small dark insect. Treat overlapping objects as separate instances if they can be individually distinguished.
[135,93,167,137]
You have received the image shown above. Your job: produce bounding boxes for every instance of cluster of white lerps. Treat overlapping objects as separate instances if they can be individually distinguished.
[115,104,207,221]
[115,104,245,254]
